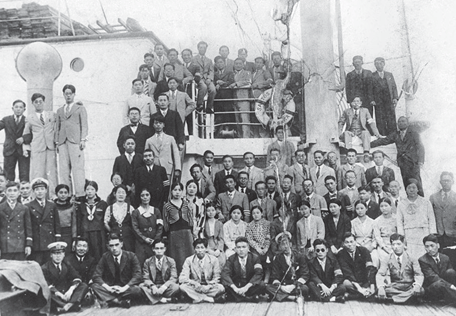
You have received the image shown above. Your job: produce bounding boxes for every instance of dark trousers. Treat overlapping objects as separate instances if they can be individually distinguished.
[4,152,29,182]
[225,282,265,302]
[30,251,49,265]
[425,269,456,303]
[1,252,26,260]
[308,281,346,301]
[374,102,397,136]
[439,234,456,249]
[91,283,143,303]
[52,283,88,307]
[398,158,424,196]
[266,283,309,301]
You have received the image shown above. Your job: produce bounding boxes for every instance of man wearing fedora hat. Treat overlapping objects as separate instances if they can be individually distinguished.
[41,241,88,314]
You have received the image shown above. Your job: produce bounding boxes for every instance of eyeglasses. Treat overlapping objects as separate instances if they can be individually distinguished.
[315,248,326,253]
[154,247,165,250]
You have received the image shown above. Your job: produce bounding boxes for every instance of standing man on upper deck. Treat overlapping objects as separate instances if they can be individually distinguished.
[192,41,216,113]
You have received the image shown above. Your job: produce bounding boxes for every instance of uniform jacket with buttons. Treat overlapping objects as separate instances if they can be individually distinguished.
[26,199,61,251]
[0,202,32,253]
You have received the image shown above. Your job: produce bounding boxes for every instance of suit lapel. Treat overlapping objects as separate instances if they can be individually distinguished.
[150,257,157,281]
[119,252,127,273]
[41,202,51,223]
[108,255,116,278]
[9,204,21,220]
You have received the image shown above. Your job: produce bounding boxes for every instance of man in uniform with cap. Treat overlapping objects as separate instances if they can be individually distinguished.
[345,56,374,116]
[0,181,32,260]
[27,178,61,265]
[41,241,88,314]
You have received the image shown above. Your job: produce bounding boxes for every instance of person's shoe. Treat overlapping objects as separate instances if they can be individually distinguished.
[214,293,226,304]
[119,299,131,309]
[335,295,345,303]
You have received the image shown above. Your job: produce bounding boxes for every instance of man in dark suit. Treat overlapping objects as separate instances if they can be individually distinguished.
[65,238,96,284]
[323,175,351,218]
[237,48,255,72]
[345,55,374,115]
[190,163,216,202]
[0,181,32,260]
[219,45,234,72]
[27,179,61,265]
[357,186,381,219]
[216,174,249,222]
[372,57,398,135]
[237,171,257,204]
[133,149,168,209]
[265,175,282,210]
[371,116,425,196]
[365,150,395,191]
[221,236,265,302]
[42,241,88,313]
[116,107,151,155]
[181,48,205,108]
[213,155,238,195]
[308,239,346,302]
[369,177,392,206]
[0,100,29,181]
[324,199,351,254]
[150,94,185,150]
[139,53,159,83]
[213,55,235,136]
[153,63,184,100]
[250,181,277,222]
[430,172,456,248]
[337,233,376,300]
[419,234,456,303]
[268,51,286,82]
[91,234,143,308]
[113,136,144,194]
[277,175,301,245]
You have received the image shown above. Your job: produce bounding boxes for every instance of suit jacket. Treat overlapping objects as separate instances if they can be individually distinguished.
[376,251,424,287]
[0,202,32,253]
[196,174,216,201]
[183,62,202,77]
[142,255,177,287]
[270,253,310,285]
[145,133,181,175]
[310,164,336,196]
[296,214,325,249]
[418,252,454,288]
[251,68,272,94]
[267,140,295,167]
[243,61,255,73]
[166,90,196,123]
[41,260,81,293]
[299,193,328,217]
[116,123,151,154]
[152,55,169,81]
[266,191,282,211]
[365,166,395,190]
[363,200,381,219]
[214,69,235,91]
[371,128,425,165]
[430,190,456,238]
[93,250,142,287]
[192,55,214,81]
[290,163,311,195]
[125,94,155,126]
[27,199,61,251]
[237,187,257,204]
[337,163,366,190]
[309,255,344,287]
[338,107,379,135]
[337,246,376,285]
[240,166,264,190]
[150,110,185,146]
[221,252,263,287]
[179,254,221,284]
[268,65,286,82]
[55,102,88,145]
[372,71,398,103]
[133,165,168,208]
[112,153,144,187]
[338,187,359,214]
[281,192,301,215]
[153,79,170,101]
[370,191,392,206]
[158,62,193,83]
[65,253,96,284]
[250,198,277,222]
[233,69,252,87]
[345,68,373,104]
[323,192,351,216]
[216,191,249,222]
[213,169,239,195]
[22,111,56,152]
[324,213,352,249]
[0,115,26,156]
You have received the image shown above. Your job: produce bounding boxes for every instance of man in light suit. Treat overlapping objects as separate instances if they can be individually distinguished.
[216,174,249,222]
[345,55,374,115]
[267,126,296,167]
[219,45,234,73]
[300,179,328,218]
[337,148,366,190]
[0,99,29,181]
[179,238,225,303]
[140,239,179,304]
[290,149,310,195]
[198,150,221,183]
[338,170,359,218]
[310,150,336,196]
[339,96,382,154]
[365,150,395,191]
[126,79,155,126]
[190,164,216,202]
[430,172,456,248]
[240,152,264,190]
[268,51,286,82]
[296,200,325,259]
[250,181,277,222]
[166,77,196,126]
[377,233,424,303]
[158,48,193,84]
[237,48,255,73]
[138,64,156,97]
[55,84,88,199]
[229,58,252,139]
[371,57,398,135]
[145,116,181,182]
[193,41,216,112]
[153,43,169,78]
[22,93,58,195]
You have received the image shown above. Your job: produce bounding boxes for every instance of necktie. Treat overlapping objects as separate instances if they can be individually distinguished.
[241,259,246,273]
[208,167,212,175]
[127,153,132,163]
[79,257,83,263]
[15,116,19,124]
[316,166,320,179]
[247,167,251,176]
[435,257,441,268]
[269,193,273,200]
[377,166,381,176]
[148,166,152,173]
[144,81,149,96]
[40,113,45,125]
[57,265,61,274]
[400,131,405,141]
[443,192,448,203]
[378,193,381,203]
[115,256,120,265]
[241,188,245,194]
[397,257,401,270]
[157,259,162,271]
[395,199,399,207]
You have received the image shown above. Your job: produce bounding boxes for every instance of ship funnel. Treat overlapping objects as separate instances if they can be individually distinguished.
[15,42,62,112]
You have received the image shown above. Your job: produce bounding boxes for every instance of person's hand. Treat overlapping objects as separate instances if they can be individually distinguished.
[157,286,166,295]
[145,238,154,245]
[319,284,331,297]
[24,246,31,257]
[229,83,236,89]
[178,144,184,151]
[205,79,212,85]
[110,285,121,293]
[378,287,386,300]
[238,285,249,296]
[23,151,29,158]
[63,288,74,302]
[412,284,421,296]
[347,131,355,137]
[371,101,376,106]
[79,140,86,150]
[102,284,115,293]
[16,137,24,145]
[201,285,211,293]
[151,285,159,295]
[392,99,398,107]
[331,245,339,254]
[281,284,295,294]
[55,291,66,301]
[360,287,371,297]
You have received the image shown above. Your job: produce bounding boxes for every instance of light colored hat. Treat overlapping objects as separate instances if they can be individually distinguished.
[275,231,292,244]
[47,241,67,253]
[31,178,49,190]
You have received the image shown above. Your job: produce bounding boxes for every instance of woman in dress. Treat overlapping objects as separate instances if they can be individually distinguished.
[246,205,271,282]
[54,184,76,254]
[76,180,108,261]
[203,202,225,267]
[131,188,163,266]
[185,180,205,239]
[373,198,397,264]
[351,200,378,266]
[223,205,247,258]
[163,182,194,274]
[104,185,135,252]
[397,179,437,258]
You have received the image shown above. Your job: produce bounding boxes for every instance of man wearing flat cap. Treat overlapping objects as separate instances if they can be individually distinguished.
[41,241,89,314]
[345,55,374,117]
[27,178,61,265]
